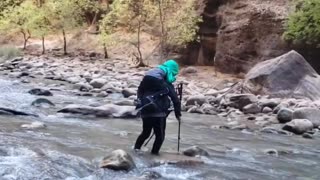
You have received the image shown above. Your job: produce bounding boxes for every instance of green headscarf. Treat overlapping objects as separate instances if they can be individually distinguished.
[158,59,179,83]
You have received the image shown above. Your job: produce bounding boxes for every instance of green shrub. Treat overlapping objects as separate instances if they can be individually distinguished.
[284,0,320,47]
[0,45,22,61]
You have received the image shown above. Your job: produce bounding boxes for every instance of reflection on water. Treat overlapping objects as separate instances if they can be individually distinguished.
[0,78,319,180]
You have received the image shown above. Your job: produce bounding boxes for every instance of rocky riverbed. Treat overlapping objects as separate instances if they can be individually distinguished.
[0,53,320,179]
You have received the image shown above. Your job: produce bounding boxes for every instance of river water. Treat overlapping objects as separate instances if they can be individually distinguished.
[0,78,319,180]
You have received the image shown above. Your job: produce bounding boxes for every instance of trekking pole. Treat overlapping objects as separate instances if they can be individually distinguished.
[144,132,154,147]
[177,83,183,153]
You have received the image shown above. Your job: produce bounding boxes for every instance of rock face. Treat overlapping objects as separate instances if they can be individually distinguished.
[28,88,53,96]
[183,146,210,157]
[283,119,313,135]
[244,51,320,100]
[100,149,135,171]
[277,108,293,123]
[293,108,320,128]
[58,104,137,118]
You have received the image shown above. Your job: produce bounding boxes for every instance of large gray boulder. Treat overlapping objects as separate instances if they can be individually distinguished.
[283,119,313,135]
[100,149,135,171]
[244,51,320,100]
[186,95,208,106]
[293,108,320,128]
[277,108,293,123]
[225,94,258,110]
[183,146,209,157]
[58,104,137,118]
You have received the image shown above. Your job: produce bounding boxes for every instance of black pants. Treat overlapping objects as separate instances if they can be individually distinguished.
[134,117,166,154]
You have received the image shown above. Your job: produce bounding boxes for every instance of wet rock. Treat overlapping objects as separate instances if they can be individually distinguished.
[100,149,135,171]
[28,88,53,96]
[90,78,107,89]
[186,95,207,106]
[277,108,293,123]
[0,107,37,117]
[247,116,256,121]
[259,99,280,109]
[200,103,218,115]
[302,133,313,139]
[187,106,204,114]
[230,124,247,130]
[260,124,292,135]
[293,108,320,128]
[66,76,82,84]
[244,51,320,100]
[273,103,289,114]
[262,107,273,114]
[96,91,108,97]
[114,99,135,106]
[122,88,137,98]
[31,98,55,107]
[21,121,46,130]
[227,94,258,110]
[283,119,314,135]
[243,103,261,114]
[73,82,93,92]
[58,104,137,118]
[264,149,278,157]
[183,146,209,157]
[140,171,162,179]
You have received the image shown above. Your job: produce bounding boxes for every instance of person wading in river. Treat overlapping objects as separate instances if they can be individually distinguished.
[134,59,181,155]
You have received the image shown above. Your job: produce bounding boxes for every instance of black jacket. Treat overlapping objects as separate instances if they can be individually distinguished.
[137,75,181,118]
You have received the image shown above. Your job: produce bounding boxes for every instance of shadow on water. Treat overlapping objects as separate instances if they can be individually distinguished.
[0,79,319,180]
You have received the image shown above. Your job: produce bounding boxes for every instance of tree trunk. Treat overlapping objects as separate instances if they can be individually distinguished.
[62,29,67,55]
[158,0,165,61]
[103,43,108,59]
[42,36,45,54]
[21,30,31,50]
[136,20,145,67]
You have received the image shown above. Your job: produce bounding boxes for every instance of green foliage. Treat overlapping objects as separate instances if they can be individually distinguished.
[0,45,22,61]
[284,0,320,47]
[0,0,23,17]
[0,1,35,35]
[166,0,202,46]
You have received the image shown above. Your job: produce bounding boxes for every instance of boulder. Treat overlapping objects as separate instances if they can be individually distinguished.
[21,121,46,130]
[259,99,281,109]
[282,119,313,135]
[226,94,258,109]
[186,95,207,106]
[293,108,320,128]
[273,103,289,114]
[0,107,37,117]
[58,104,137,118]
[183,146,209,157]
[73,82,93,92]
[277,108,293,123]
[262,107,273,114]
[242,103,261,114]
[100,149,135,171]
[31,98,55,107]
[28,88,53,96]
[90,78,107,89]
[244,51,320,100]
[122,88,137,98]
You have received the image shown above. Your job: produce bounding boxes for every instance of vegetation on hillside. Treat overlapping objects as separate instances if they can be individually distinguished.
[0,0,201,66]
[284,0,320,47]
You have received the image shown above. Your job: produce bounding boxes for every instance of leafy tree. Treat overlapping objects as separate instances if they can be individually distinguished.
[46,0,88,55]
[0,1,35,49]
[284,0,320,47]
[27,5,52,54]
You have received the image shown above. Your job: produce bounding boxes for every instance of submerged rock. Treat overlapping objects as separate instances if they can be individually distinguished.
[100,149,135,171]
[31,98,55,107]
[58,104,137,118]
[28,88,53,96]
[21,121,46,130]
[0,107,37,117]
[277,108,293,123]
[183,146,210,157]
[283,119,314,135]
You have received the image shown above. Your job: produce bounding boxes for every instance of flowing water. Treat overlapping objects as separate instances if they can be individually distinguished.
[0,78,319,180]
